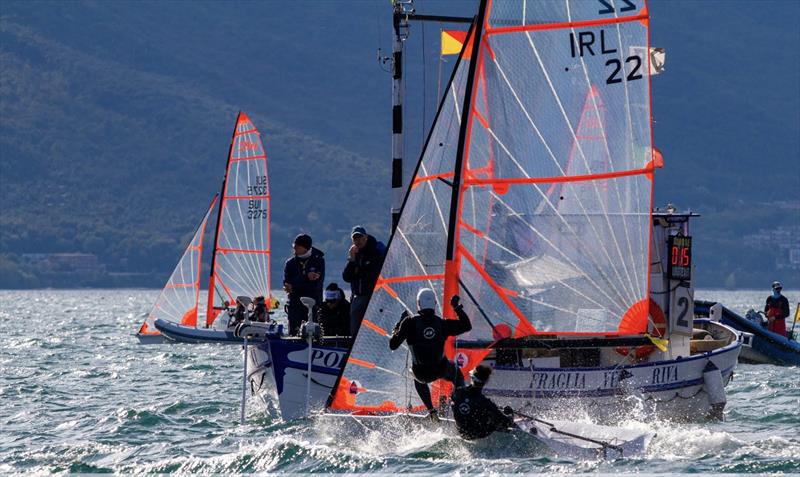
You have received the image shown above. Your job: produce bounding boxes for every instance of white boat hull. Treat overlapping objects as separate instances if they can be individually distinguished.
[483,323,742,422]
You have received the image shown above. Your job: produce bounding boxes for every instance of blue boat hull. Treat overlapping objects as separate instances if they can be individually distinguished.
[695,300,800,366]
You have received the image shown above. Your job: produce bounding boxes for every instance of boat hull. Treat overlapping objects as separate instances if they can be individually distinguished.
[248,336,349,421]
[249,323,740,423]
[153,318,241,344]
[484,328,741,422]
[695,300,800,366]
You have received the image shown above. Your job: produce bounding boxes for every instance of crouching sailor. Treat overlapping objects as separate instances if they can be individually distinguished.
[389,289,471,421]
[451,364,517,440]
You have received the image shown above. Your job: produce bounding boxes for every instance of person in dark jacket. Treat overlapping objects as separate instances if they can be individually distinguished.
[253,296,268,323]
[342,225,386,335]
[765,281,790,337]
[317,283,351,337]
[451,364,516,440]
[283,234,325,335]
[389,289,471,421]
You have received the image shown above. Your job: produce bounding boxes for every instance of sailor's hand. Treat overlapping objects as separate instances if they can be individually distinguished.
[450,295,461,308]
[307,272,321,281]
[348,245,358,260]
[283,282,293,293]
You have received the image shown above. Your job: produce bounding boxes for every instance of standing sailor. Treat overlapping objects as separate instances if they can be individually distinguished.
[342,225,386,335]
[283,234,325,335]
[389,289,471,421]
[451,364,516,440]
[765,281,790,337]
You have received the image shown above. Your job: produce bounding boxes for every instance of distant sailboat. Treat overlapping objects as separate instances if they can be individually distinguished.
[141,111,276,344]
[137,195,217,344]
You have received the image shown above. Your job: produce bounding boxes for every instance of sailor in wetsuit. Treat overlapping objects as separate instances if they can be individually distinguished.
[389,289,471,421]
[451,364,516,440]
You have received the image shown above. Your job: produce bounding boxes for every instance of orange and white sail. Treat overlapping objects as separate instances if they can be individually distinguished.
[138,195,218,336]
[330,0,657,413]
[205,112,272,326]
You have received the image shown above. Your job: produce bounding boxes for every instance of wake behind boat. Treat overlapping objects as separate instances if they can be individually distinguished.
[314,411,652,460]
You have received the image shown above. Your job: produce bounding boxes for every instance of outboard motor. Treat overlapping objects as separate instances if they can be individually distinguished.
[745,309,769,328]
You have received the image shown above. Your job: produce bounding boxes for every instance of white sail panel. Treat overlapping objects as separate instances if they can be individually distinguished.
[330,45,473,412]
[207,113,272,325]
[139,196,217,335]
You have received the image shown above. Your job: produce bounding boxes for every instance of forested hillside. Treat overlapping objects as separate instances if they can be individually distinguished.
[1,0,798,289]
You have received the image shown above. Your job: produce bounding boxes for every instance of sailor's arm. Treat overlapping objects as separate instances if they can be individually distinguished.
[389,312,410,350]
[447,295,472,335]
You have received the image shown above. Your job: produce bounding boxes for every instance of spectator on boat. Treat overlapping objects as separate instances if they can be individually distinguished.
[283,234,325,335]
[765,281,790,337]
[253,296,268,323]
[451,364,517,440]
[229,298,248,327]
[342,225,386,336]
[389,290,471,421]
[317,283,351,337]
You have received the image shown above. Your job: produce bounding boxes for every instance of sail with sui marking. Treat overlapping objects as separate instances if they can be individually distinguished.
[206,112,273,326]
[138,195,217,336]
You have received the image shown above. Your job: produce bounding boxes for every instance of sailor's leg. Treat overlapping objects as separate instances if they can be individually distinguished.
[442,360,465,389]
[414,380,435,411]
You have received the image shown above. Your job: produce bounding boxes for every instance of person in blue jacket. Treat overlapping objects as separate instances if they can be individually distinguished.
[283,234,325,335]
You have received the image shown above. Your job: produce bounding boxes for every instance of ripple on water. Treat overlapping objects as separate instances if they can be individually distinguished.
[0,289,799,473]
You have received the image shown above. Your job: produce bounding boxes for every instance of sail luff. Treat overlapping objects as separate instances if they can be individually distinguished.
[205,113,241,327]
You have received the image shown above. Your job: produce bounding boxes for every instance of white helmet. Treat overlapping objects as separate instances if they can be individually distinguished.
[417,288,436,312]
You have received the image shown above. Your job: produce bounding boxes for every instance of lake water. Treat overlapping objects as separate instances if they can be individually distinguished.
[0,289,797,474]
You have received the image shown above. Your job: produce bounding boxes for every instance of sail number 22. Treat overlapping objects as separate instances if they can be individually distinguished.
[568,27,643,85]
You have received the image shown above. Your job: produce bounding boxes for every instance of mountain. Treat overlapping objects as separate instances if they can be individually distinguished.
[0,0,798,289]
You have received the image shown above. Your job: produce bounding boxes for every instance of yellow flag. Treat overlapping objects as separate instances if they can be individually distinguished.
[646,334,669,352]
[441,30,468,56]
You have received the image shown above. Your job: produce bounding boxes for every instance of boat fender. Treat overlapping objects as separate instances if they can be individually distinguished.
[702,361,726,420]
[709,303,723,322]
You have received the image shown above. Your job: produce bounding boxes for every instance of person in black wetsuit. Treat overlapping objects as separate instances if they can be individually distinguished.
[389,288,471,421]
[451,364,516,440]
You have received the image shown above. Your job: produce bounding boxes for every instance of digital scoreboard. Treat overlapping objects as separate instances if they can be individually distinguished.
[667,235,692,281]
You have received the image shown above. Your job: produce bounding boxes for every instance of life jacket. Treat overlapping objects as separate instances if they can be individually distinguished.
[408,311,445,367]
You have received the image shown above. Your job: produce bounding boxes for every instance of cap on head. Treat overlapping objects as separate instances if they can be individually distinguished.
[772,281,782,291]
[293,233,312,249]
[324,290,340,301]
[351,225,367,238]
[470,364,492,386]
[416,288,436,312]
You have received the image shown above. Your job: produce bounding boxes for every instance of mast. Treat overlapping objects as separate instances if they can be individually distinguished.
[442,0,488,317]
[205,111,240,327]
[390,1,412,233]
[389,2,472,234]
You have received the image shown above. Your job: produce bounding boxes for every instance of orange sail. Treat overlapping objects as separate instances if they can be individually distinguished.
[205,112,273,326]
[331,0,655,413]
